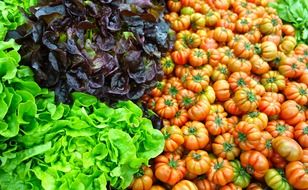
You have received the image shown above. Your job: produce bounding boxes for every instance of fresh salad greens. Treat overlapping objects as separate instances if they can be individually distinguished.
[0,93,164,190]
[0,0,37,40]
[11,0,173,103]
[0,42,164,189]
[0,39,45,139]
[0,1,165,189]
[270,0,308,43]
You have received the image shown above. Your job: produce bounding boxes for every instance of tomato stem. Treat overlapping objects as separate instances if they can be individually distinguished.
[223,142,233,152]
[267,77,276,83]
[240,1,247,7]
[175,110,181,118]
[247,91,257,102]
[188,127,197,135]
[254,45,262,55]
[214,116,223,126]
[303,126,308,135]
[296,104,304,111]
[240,19,248,25]
[277,168,285,177]
[164,59,174,68]
[193,73,204,82]
[149,100,156,108]
[298,57,304,62]
[238,132,247,142]
[181,74,188,83]
[246,165,254,174]
[299,88,307,95]
[164,99,174,106]
[182,97,193,107]
[206,11,214,16]
[276,124,287,134]
[156,82,164,90]
[135,168,145,178]
[214,161,223,170]
[169,158,178,168]
[163,132,171,140]
[169,86,178,96]
[291,63,297,69]
[194,50,204,57]
[237,78,247,87]
[219,66,228,74]
[192,153,202,161]
[185,36,194,46]
[248,111,259,118]
[238,166,247,176]
[272,57,281,67]
[244,42,251,50]
[225,49,233,57]
[271,18,278,26]
[197,174,206,180]
[265,139,272,149]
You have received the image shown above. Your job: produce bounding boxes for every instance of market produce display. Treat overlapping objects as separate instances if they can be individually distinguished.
[0,1,164,189]
[1,0,308,189]
[140,0,308,189]
[10,0,172,103]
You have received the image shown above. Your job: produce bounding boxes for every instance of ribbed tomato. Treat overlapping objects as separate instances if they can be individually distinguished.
[193,176,216,190]
[154,153,186,185]
[285,161,308,189]
[184,69,210,93]
[170,109,189,127]
[255,131,274,158]
[228,72,251,92]
[294,121,308,148]
[233,121,261,151]
[188,99,210,121]
[280,100,306,126]
[240,150,270,179]
[242,111,268,131]
[266,120,294,138]
[212,133,240,160]
[185,150,211,175]
[278,56,305,78]
[233,88,260,113]
[182,121,210,150]
[131,166,154,190]
[279,36,296,54]
[206,113,230,136]
[213,80,231,102]
[155,95,179,119]
[161,125,184,152]
[284,82,308,106]
[167,0,182,12]
[272,136,303,161]
[172,180,198,190]
[207,158,234,186]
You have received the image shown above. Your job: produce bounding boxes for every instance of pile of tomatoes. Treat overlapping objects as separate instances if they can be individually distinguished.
[131,0,308,189]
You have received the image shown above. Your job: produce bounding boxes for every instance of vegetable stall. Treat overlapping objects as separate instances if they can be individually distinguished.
[0,0,307,189]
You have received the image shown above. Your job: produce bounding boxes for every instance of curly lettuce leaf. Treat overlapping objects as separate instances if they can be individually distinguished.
[0,1,164,190]
[0,0,37,40]
[1,92,164,190]
[12,0,171,103]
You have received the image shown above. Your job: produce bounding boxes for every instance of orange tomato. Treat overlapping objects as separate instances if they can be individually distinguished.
[154,153,186,185]
[207,158,234,186]
[182,121,210,150]
[240,150,270,179]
